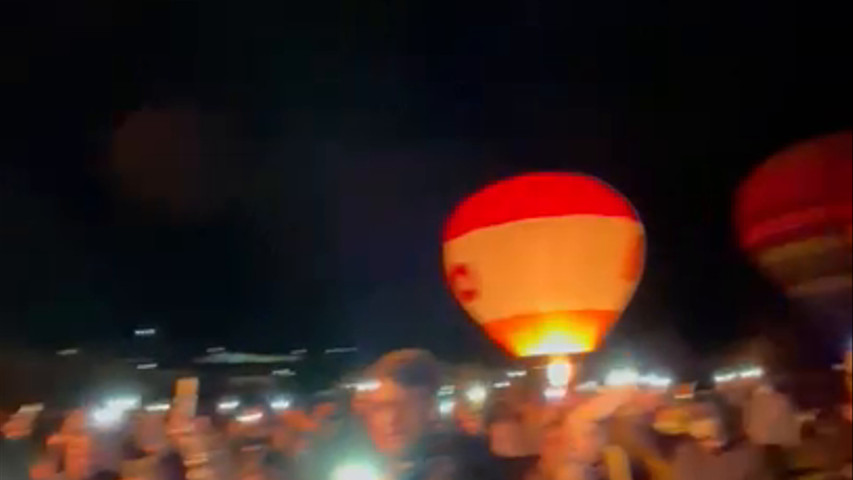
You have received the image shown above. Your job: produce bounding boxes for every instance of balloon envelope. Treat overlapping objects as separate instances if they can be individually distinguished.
[443,173,645,357]
[734,131,852,322]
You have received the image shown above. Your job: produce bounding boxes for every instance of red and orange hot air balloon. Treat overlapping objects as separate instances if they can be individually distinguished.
[734,131,853,324]
[443,173,646,357]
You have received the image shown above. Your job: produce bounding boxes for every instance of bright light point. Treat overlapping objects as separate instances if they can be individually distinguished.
[605,368,640,387]
[639,373,673,389]
[57,348,80,356]
[544,386,567,401]
[493,381,511,389]
[714,372,738,385]
[144,403,170,413]
[546,357,573,387]
[465,385,488,405]
[134,328,156,337]
[439,399,456,416]
[236,411,264,424]
[576,381,600,392]
[137,363,158,370]
[217,399,240,412]
[438,385,456,397]
[106,396,141,411]
[355,380,381,393]
[506,370,527,378]
[91,407,124,429]
[332,463,380,480]
[272,368,296,377]
[739,367,764,379]
[270,397,291,411]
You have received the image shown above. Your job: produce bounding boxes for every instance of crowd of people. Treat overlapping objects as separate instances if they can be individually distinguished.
[2,347,851,480]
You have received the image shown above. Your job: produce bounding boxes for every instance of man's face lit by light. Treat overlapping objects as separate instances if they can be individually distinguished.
[361,379,432,458]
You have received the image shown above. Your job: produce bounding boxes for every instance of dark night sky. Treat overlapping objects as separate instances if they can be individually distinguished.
[2,1,851,364]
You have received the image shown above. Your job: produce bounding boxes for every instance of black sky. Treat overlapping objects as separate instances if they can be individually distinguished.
[2,0,851,363]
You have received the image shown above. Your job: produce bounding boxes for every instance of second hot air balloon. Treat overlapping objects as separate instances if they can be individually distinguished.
[734,131,852,324]
[443,173,645,357]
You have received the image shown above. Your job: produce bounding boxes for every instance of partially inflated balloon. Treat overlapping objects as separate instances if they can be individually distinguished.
[734,131,852,322]
[443,173,645,357]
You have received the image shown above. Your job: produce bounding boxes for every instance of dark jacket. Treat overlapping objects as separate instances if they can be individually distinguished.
[672,439,774,480]
[407,432,502,480]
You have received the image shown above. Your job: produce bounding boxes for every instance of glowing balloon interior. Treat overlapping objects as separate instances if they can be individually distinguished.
[443,173,645,357]
[734,131,852,321]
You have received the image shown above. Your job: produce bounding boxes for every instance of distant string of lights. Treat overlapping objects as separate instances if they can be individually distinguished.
[714,365,764,385]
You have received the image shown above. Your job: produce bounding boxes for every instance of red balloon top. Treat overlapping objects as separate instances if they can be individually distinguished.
[444,173,639,242]
[735,131,853,250]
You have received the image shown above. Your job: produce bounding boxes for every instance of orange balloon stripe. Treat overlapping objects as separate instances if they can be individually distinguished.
[481,310,619,357]
[754,236,853,298]
[622,233,646,282]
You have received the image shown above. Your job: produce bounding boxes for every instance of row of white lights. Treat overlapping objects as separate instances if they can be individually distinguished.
[232,397,293,425]
[602,368,674,388]
[215,395,292,416]
[144,402,171,413]
[352,365,674,419]
[714,366,764,385]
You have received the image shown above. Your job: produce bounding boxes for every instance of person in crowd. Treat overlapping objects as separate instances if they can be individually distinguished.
[26,408,116,480]
[742,376,800,477]
[298,396,377,480]
[264,416,303,480]
[120,411,190,480]
[55,409,97,480]
[744,379,800,449]
[356,348,500,480]
[484,392,539,479]
[524,388,638,480]
[607,390,674,480]
[525,404,577,480]
[797,347,853,479]
[298,400,345,457]
[454,400,485,437]
[672,397,774,480]
[2,406,40,480]
[120,456,160,480]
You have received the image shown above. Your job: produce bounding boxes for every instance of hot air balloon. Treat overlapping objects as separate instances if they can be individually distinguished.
[443,173,646,357]
[734,131,852,324]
